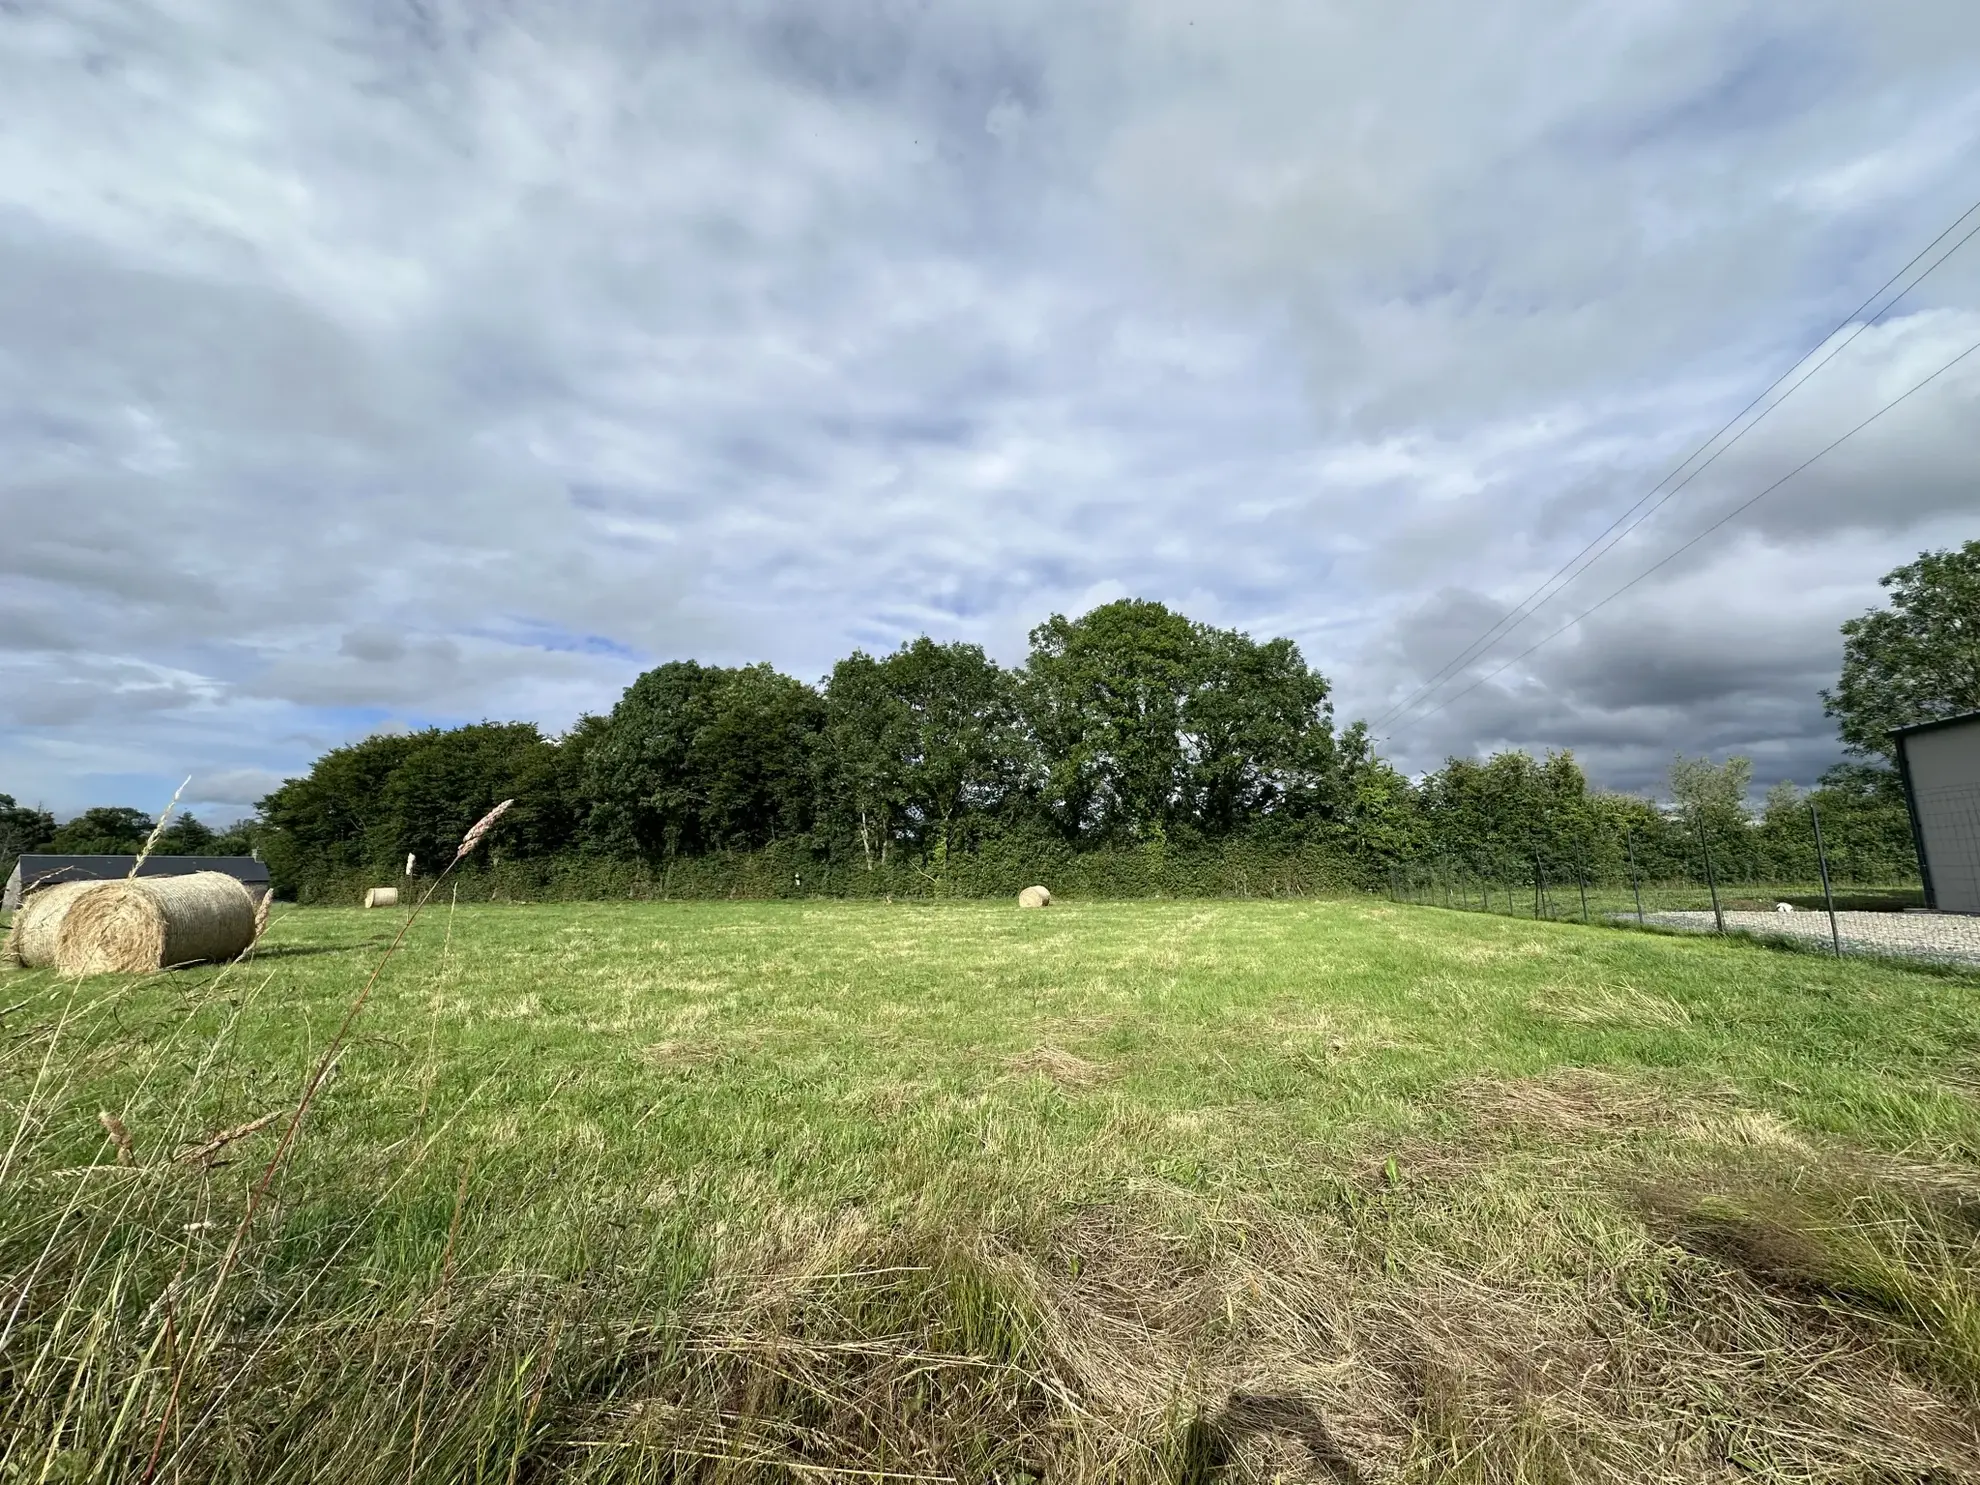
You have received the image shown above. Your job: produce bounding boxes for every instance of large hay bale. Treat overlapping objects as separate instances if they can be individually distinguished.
[55,873,256,976]
[363,886,400,909]
[4,881,100,969]
[1017,885,1052,909]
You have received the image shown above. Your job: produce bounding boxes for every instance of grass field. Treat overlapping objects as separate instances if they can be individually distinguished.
[6,897,1980,1482]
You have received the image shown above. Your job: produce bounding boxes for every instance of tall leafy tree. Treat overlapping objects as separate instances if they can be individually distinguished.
[380,724,567,868]
[1022,599,1336,844]
[883,638,1025,856]
[259,732,421,889]
[586,661,823,858]
[819,651,912,868]
[1182,626,1334,832]
[695,665,826,849]
[1024,600,1200,842]
[1823,539,1980,758]
[1315,722,1422,864]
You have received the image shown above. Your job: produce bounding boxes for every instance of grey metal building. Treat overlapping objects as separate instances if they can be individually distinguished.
[3,855,271,911]
[1893,711,1980,915]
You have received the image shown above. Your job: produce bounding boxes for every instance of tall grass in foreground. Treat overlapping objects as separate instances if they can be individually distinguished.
[4,895,1980,1481]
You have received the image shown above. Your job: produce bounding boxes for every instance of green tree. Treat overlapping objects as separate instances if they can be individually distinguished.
[379,724,567,870]
[1823,539,1980,758]
[0,794,56,887]
[1416,749,1599,878]
[1668,753,1755,879]
[1024,600,1201,842]
[1314,723,1421,867]
[1181,626,1335,833]
[881,637,1026,858]
[819,651,913,869]
[1021,599,1336,844]
[42,806,155,855]
[155,813,218,854]
[259,732,420,890]
[585,662,823,859]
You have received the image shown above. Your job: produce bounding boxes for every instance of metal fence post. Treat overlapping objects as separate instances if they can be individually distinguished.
[1809,801,1844,959]
[1626,827,1645,925]
[1698,822,1725,934]
[1577,855,1590,924]
[1535,856,1546,920]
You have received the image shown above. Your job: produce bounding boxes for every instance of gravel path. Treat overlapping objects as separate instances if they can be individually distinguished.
[1636,908,1980,968]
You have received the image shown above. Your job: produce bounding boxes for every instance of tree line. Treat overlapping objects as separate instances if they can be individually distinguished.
[248,599,1416,899]
[6,538,1970,903]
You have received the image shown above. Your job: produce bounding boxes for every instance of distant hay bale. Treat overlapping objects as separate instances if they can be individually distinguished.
[363,887,400,909]
[4,881,100,969]
[54,873,257,976]
[1017,885,1052,909]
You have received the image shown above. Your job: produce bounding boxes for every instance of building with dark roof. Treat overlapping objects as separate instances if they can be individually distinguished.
[3,855,271,911]
[1892,711,1980,915]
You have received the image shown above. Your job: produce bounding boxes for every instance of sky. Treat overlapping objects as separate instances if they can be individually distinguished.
[3,0,1979,822]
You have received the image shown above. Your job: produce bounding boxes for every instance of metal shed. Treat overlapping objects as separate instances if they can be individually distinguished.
[3,855,271,912]
[1893,711,1980,914]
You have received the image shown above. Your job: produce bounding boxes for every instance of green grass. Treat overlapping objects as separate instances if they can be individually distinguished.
[6,897,1980,1481]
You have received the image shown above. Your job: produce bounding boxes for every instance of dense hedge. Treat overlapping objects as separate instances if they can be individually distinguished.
[293,832,1371,907]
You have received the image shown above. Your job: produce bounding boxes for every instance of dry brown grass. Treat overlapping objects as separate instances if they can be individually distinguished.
[528,1146,1980,1484]
[1008,1045,1116,1089]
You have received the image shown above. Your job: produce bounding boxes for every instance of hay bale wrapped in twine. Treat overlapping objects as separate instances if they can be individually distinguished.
[363,886,400,909]
[54,872,256,976]
[1017,885,1052,909]
[4,881,101,968]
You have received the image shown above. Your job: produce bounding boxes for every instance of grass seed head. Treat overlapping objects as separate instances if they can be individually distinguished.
[455,799,514,862]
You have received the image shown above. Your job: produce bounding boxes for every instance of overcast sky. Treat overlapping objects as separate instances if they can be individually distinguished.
[4,0,1979,821]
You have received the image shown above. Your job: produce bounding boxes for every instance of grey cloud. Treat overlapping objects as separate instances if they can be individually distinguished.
[339,627,408,664]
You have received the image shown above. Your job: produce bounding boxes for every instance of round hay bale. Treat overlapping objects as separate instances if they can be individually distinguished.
[4,881,100,969]
[55,873,256,976]
[1017,885,1052,909]
[363,887,400,909]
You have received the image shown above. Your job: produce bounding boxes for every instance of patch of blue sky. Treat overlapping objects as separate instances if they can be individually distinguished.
[479,617,645,662]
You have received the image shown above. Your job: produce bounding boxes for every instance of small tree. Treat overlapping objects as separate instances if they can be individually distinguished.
[0,793,55,887]
[1670,754,1754,878]
[1823,539,1980,759]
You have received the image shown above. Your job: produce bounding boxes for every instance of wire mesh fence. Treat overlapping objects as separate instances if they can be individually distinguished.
[1382,802,1970,967]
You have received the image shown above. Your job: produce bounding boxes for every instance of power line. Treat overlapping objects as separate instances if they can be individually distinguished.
[1396,330,1980,733]
[1370,195,1980,735]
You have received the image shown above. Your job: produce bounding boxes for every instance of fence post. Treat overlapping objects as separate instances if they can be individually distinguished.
[1534,856,1545,920]
[1577,854,1590,924]
[1809,801,1844,959]
[1626,827,1645,925]
[1698,822,1725,934]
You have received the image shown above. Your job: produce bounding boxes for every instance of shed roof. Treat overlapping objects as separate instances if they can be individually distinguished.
[1890,710,1980,740]
[3,855,269,911]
